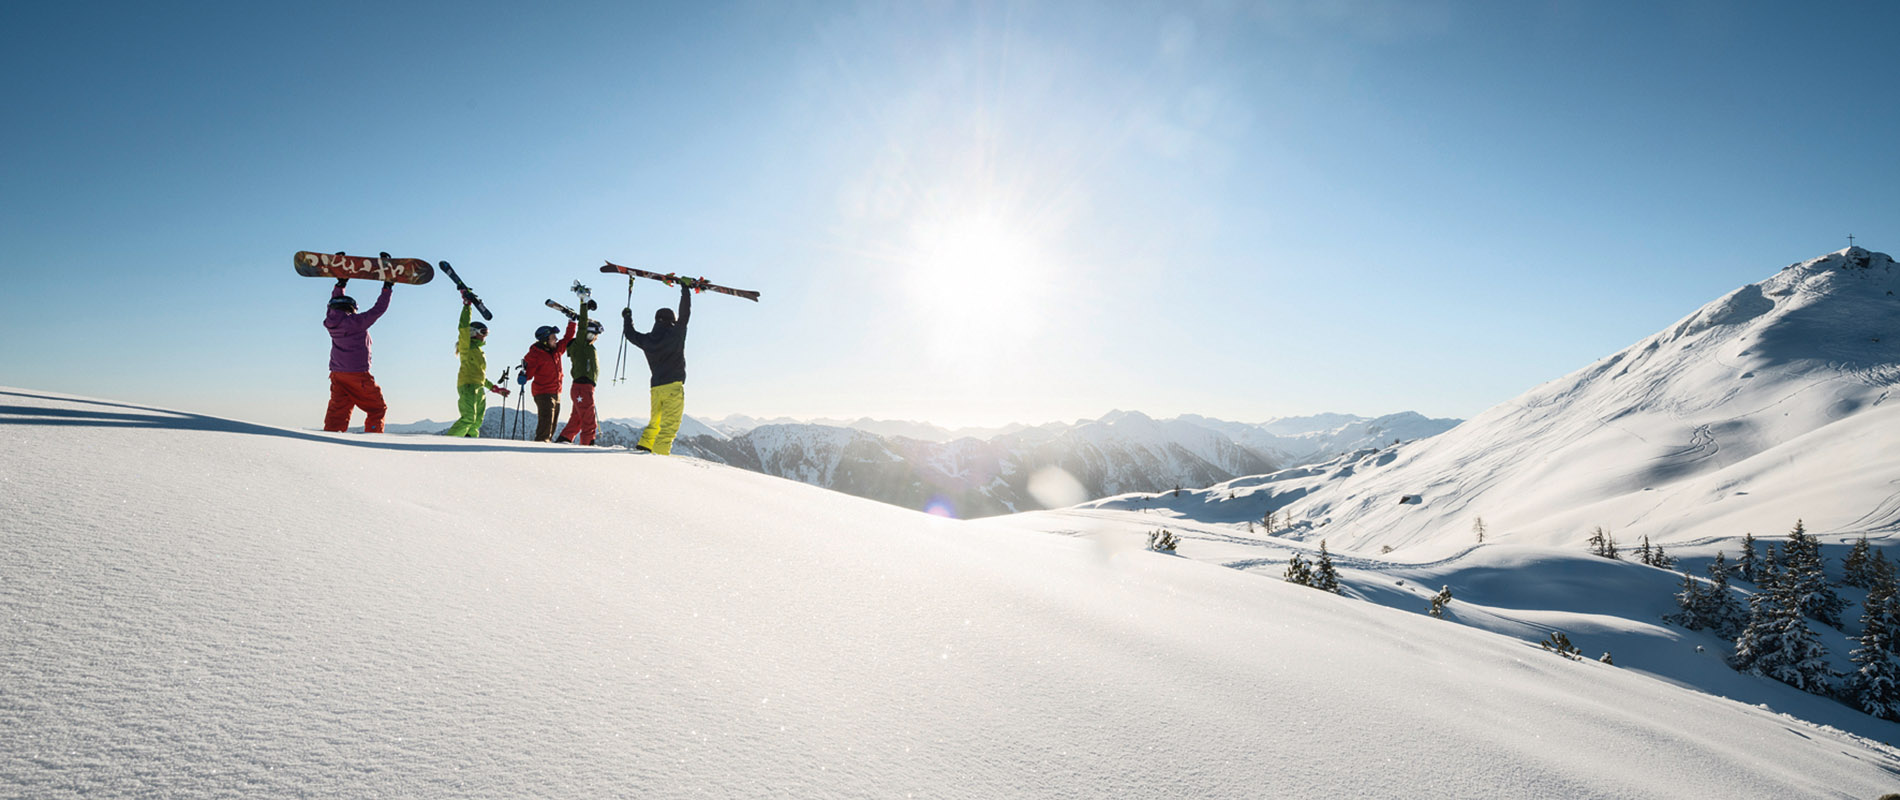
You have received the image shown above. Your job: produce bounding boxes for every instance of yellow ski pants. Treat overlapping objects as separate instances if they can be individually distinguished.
[638,381,685,455]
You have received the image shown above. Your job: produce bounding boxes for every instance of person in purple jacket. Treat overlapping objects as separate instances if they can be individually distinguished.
[323,277,394,432]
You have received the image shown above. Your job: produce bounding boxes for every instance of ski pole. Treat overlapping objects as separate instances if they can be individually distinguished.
[614,274,633,384]
[513,364,530,439]
[495,366,511,437]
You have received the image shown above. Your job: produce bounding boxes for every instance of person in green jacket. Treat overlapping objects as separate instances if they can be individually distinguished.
[556,300,603,445]
[445,296,509,437]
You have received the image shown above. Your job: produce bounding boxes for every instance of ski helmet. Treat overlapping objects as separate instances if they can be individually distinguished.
[328,295,358,312]
[535,325,560,341]
[586,319,604,336]
[655,308,676,326]
[469,321,488,336]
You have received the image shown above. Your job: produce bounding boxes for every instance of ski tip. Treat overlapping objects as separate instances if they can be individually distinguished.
[439,260,451,268]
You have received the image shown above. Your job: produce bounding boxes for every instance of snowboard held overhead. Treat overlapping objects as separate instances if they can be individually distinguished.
[295,251,434,285]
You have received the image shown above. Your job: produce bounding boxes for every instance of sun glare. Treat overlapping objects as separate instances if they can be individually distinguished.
[904,213,1048,364]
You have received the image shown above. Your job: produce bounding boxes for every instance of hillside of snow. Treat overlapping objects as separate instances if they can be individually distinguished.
[5,386,1899,798]
[1105,248,1900,557]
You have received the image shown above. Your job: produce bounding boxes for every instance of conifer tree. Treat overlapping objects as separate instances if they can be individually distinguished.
[1847,564,1900,720]
[1707,552,1745,637]
[1540,631,1583,660]
[1671,567,1710,630]
[1734,550,1785,672]
[1429,585,1453,618]
[1844,535,1875,589]
[1735,547,1835,694]
[1312,541,1341,594]
[1637,535,1653,566]
[1587,526,1618,559]
[1284,552,1313,586]
[1739,533,1760,583]
[1783,520,1846,628]
[1472,516,1487,543]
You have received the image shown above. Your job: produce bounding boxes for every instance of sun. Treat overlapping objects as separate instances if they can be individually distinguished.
[903,213,1049,364]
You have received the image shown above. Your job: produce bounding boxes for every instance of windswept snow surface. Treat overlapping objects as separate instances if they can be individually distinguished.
[5,388,1900,798]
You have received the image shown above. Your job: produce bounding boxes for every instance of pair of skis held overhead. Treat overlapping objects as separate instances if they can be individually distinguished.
[292,251,761,322]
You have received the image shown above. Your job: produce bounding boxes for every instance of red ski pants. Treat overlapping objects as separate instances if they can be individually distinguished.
[325,371,387,433]
[558,382,598,445]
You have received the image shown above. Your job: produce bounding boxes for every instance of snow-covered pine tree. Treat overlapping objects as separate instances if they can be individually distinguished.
[1429,585,1453,618]
[1783,520,1846,628]
[1312,541,1340,594]
[1652,543,1673,569]
[1739,533,1760,583]
[1844,534,1875,589]
[1284,552,1313,586]
[1847,565,1900,720]
[1735,547,1835,695]
[1708,552,1745,637]
[1670,568,1710,630]
[1473,516,1487,543]
[1540,631,1583,660]
[1868,552,1900,657]
[1734,550,1785,672]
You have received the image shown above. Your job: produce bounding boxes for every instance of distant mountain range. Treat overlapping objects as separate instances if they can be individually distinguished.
[394,408,1459,518]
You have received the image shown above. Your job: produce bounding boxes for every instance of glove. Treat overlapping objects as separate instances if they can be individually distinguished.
[335,277,348,288]
[383,280,395,290]
[621,307,633,320]
[490,385,510,397]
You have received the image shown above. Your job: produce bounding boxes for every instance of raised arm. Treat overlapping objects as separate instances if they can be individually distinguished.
[457,301,473,349]
[677,282,691,326]
[622,307,653,348]
[357,282,394,328]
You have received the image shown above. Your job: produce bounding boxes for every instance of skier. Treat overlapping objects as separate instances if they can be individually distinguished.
[556,300,603,446]
[445,293,510,437]
[621,280,692,454]
[521,319,576,442]
[322,277,394,433]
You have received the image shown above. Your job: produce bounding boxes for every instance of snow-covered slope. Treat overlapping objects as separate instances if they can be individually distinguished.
[5,386,1898,798]
[1131,248,1900,556]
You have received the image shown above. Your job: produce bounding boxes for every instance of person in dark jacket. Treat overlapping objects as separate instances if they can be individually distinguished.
[521,320,576,442]
[621,281,692,454]
[322,277,394,433]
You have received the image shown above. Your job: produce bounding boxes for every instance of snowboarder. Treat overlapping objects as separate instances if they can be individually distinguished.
[556,301,603,446]
[322,277,393,433]
[522,320,576,442]
[445,294,509,437]
[621,281,692,454]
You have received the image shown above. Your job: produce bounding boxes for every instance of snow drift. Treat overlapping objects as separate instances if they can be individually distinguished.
[3,387,1899,797]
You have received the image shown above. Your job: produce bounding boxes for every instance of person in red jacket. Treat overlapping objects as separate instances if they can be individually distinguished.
[521,321,576,442]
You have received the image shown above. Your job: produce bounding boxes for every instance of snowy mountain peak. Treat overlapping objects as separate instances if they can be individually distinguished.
[1097,409,1155,426]
[1197,248,1900,555]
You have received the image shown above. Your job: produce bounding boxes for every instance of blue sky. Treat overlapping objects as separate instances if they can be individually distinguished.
[2,1,1894,430]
